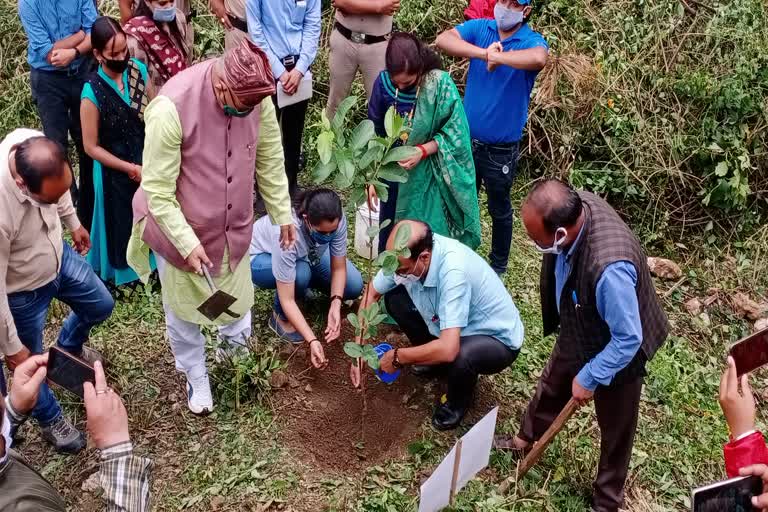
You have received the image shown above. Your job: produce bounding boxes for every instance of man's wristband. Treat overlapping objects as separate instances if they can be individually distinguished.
[73,48,81,60]
[308,339,321,346]
[392,348,404,369]
[330,295,343,304]
[4,396,28,424]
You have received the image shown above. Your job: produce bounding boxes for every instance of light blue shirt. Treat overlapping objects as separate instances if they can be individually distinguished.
[246,0,321,79]
[372,234,524,350]
[555,225,643,391]
[18,0,97,71]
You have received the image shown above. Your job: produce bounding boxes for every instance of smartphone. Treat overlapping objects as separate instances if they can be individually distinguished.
[46,347,95,399]
[729,327,768,377]
[691,475,762,511]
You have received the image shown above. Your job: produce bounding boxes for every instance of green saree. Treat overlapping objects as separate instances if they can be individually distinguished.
[395,70,481,249]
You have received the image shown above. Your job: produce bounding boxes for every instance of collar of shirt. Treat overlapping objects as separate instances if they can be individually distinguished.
[487,21,536,44]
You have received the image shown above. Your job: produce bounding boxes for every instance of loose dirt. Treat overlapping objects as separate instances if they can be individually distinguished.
[274,326,438,473]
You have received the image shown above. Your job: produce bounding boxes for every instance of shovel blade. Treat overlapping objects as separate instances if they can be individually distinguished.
[197,290,238,321]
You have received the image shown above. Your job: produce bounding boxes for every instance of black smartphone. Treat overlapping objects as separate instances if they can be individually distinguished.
[692,475,762,511]
[729,327,768,377]
[46,347,95,399]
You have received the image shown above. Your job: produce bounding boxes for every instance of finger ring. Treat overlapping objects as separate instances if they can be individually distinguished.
[95,389,108,395]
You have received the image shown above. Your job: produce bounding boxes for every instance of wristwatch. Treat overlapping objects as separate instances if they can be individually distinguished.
[330,295,343,304]
[392,348,404,369]
[73,48,81,60]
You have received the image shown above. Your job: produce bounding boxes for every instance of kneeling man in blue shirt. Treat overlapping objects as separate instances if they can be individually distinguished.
[350,220,524,431]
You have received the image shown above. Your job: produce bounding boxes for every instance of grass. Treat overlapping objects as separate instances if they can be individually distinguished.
[2,0,767,510]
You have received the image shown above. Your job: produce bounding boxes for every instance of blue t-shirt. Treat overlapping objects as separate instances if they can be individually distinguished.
[456,20,548,144]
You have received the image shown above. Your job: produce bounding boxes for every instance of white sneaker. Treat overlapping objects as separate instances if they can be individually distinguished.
[186,372,213,416]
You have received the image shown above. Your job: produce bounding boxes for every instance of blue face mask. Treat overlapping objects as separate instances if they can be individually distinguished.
[310,229,336,245]
[153,5,176,22]
[494,3,525,31]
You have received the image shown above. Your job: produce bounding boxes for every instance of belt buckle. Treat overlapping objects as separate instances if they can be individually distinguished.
[351,31,366,44]
[282,55,296,67]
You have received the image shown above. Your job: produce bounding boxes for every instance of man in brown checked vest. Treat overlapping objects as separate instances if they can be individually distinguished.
[128,38,295,416]
[495,179,669,512]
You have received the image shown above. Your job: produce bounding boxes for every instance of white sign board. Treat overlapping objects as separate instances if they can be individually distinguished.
[418,407,499,512]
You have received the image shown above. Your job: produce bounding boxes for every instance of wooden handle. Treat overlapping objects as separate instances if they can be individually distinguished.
[201,266,216,293]
[498,398,580,494]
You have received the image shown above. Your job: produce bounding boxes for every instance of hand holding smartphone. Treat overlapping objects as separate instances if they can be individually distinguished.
[46,346,95,399]
[692,475,762,511]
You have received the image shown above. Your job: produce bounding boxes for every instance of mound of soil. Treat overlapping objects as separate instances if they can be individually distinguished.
[274,326,437,472]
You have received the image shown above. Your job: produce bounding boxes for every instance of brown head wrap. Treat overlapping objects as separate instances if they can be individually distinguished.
[221,38,276,107]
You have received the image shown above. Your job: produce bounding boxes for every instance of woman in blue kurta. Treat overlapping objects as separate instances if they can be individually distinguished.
[81,16,151,286]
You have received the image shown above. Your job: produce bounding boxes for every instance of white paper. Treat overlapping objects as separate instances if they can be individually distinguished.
[456,406,499,491]
[417,407,499,512]
[418,444,456,512]
[277,70,313,108]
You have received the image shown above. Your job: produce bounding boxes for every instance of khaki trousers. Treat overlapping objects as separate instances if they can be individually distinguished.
[325,28,387,118]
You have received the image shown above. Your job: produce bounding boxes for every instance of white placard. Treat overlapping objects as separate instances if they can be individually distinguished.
[277,70,313,108]
[418,407,500,512]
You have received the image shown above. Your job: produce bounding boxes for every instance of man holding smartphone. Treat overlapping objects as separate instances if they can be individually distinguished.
[0,130,115,453]
[0,355,152,511]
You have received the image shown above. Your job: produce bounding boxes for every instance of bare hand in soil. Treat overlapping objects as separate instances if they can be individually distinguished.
[325,303,341,343]
[379,350,396,373]
[350,360,362,388]
[310,340,328,369]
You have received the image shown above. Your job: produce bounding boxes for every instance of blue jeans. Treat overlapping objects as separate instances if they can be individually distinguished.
[7,243,114,425]
[250,250,364,319]
[472,140,519,274]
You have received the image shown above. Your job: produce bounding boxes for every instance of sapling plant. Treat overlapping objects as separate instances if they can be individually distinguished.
[312,96,418,440]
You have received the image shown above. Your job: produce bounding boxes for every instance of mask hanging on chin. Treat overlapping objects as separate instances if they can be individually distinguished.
[494,4,525,32]
[0,410,12,463]
[393,256,426,286]
[534,227,568,255]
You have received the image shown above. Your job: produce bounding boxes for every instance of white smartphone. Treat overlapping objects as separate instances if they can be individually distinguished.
[691,474,762,511]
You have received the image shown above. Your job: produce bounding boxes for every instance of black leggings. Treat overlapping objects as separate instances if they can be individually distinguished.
[385,286,519,407]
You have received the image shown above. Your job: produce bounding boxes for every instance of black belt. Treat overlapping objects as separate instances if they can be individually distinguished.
[471,139,519,151]
[228,14,247,33]
[334,21,389,45]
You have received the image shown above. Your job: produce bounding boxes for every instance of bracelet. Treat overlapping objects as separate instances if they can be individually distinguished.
[392,348,404,369]
[307,339,321,346]
[4,395,28,424]
[416,144,428,161]
[73,48,81,59]
[330,295,343,304]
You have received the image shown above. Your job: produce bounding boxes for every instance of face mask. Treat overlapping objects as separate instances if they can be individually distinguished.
[309,228,336,245]
[104,53,130,74]
[534,227,568,255]
[223,104,254,117]
[393,256,426,286]
[494,4,525,31]
[153,5,176,22]
[0,410,11,464]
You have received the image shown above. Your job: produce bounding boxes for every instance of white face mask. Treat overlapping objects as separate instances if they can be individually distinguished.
[494,3,525,32]
[0,410,11,463]
[393,255,426,286]
[534,227,568,255]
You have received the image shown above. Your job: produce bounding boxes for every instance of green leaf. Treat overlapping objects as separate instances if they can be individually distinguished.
[359,143,386,171]
[343,342,364,358]
[334,153,355,188]
[382,146,420,165]
[311,159,336,184]
[321,110,331,131]
[379,218,391,230]
[378,163,409,183]
[372,180,389,204]
[394,223,412,249]
[350,186,367,208]
[366,224,381,238]
[350,120,376,151]
[372,314,388,325]
[347,313,360,329]
[369,301,380,317]
[714,161,729,177]
[317,131,334,165]
[390,111,405,141]
[384,106,395,138]
[332,96,358,134]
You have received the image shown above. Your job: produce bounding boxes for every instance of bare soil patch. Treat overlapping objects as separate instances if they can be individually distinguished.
[274,326,437,473]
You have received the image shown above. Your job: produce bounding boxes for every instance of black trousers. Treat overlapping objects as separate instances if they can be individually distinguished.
[384,286,519,408]
[271,94,308,195]
[30,63,95,232]
[518,342,643,512]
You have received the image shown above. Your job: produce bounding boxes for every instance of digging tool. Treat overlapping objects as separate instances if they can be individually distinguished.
[497,398,580,494]
[197,266,238,321]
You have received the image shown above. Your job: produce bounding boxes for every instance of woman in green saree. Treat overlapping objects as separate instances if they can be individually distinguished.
[367,33,481,250]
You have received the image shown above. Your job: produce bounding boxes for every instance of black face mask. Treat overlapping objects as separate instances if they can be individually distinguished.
[104,53,130,74]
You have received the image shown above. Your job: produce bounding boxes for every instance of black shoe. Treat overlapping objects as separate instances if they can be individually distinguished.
[431,401,468,431]
[411,365,441,378]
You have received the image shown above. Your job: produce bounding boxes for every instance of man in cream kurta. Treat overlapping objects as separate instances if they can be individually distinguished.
[128,39,294,415]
